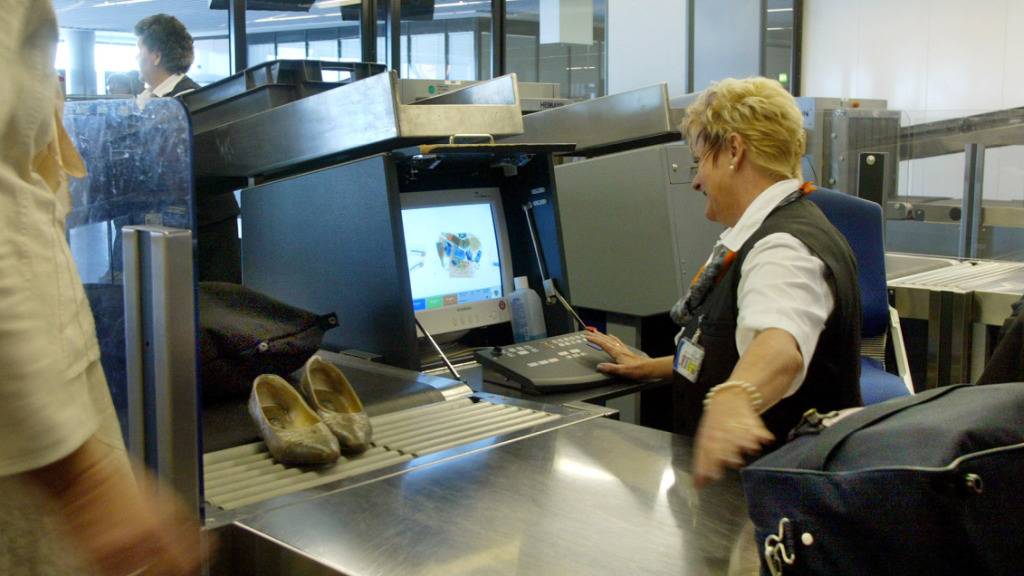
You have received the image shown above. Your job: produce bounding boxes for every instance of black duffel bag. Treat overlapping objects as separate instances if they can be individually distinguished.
[199,282,338,401]
[741,382,1024,576]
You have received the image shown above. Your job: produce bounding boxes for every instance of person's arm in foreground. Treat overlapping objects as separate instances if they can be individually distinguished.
[691,327,802,488]
[24,436,207,576]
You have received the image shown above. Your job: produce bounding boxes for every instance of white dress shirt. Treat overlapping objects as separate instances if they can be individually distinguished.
[136,72,187,106]
[716,178,834,397]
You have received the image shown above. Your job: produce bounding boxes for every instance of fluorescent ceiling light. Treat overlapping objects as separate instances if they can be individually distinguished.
[252,13,322,22]
[436,1,489,7]
[767,7,793,12]
[314,0,361,8]
[93,0,156,6]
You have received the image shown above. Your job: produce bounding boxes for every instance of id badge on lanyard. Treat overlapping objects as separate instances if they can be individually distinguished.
[673,320,705,383]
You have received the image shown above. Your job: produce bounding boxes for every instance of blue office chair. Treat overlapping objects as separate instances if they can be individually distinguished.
[807,187,914,404]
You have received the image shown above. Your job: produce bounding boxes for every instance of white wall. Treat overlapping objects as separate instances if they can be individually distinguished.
[803,0,1024,201]
[607,0,688,98]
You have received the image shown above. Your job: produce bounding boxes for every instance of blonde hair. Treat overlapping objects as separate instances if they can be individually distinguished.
[682,77,805,180]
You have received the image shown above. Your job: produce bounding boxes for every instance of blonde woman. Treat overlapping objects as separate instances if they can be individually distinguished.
[587,77,862,487]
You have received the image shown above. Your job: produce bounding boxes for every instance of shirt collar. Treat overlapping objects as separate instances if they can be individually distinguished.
[150,73,185,98]
[719,178,802,252]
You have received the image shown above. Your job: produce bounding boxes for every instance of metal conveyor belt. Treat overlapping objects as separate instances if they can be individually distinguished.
[203,398,560,511]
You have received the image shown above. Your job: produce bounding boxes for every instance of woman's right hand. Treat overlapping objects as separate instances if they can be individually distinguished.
[584,330,665,380]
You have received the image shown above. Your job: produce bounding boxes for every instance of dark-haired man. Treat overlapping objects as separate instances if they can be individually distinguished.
[134,13,200,104]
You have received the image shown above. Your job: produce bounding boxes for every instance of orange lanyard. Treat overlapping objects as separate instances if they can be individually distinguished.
[688,181,816,288]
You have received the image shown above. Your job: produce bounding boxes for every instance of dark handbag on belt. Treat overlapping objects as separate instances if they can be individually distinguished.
[741,382,1024,576]
[198,282,338,401]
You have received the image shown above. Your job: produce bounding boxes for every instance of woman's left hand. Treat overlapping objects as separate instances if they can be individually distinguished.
[692,387,774,489]
[584,330,656,380]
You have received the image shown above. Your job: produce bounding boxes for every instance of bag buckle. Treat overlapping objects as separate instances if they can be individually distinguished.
[789,409,831,440]
[764,518,796,576]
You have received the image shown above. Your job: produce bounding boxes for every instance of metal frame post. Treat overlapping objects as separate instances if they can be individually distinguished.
[361,0,379,63]
[960,143,985,258]
[229,0,247,73]
[389,0,402,73]
[122,226,200,513]
[791,0,803,95]
[491,0,507,77]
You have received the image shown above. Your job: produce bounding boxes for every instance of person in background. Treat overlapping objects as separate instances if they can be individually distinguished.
[106,70,144,97]
[1,2,206,574]
[134,13,200,105]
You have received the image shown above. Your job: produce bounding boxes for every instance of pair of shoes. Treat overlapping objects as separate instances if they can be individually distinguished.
[300,355,373,454]
[248,374,340,465]
[249,356,373,465]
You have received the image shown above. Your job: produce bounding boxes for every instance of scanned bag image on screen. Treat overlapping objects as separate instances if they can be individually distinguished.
[400,188,513,336]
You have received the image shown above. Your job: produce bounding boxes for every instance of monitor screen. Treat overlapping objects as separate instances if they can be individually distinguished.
[400,188,513,336]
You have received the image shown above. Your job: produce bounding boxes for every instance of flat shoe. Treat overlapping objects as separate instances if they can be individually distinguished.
[300,356,373,454]
[249,374,340,465]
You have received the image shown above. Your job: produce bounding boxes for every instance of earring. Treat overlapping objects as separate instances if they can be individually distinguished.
[729,164,735,170]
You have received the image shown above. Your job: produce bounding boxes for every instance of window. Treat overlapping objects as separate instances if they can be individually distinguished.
[244,5,362,73]
[764,0,796,93]
[54,0,231,97]
[506,0,606,100]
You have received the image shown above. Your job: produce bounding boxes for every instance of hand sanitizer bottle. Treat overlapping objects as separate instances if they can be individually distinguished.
[509,276,547,343]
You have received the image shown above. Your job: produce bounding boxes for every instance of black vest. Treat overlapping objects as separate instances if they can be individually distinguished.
[672,197,863,446]
[168,75,201,97]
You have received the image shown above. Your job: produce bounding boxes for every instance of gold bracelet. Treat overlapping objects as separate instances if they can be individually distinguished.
[703,380,764,412]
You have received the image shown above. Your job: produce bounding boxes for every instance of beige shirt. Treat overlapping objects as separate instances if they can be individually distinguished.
[136,72,191,106]
[0,0,107,475]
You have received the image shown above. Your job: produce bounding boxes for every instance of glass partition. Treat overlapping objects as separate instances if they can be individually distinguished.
[886,108,1024,262]
[244,4,365,78]
[396,0,494,81]
[63,98,195,436]
[506,0,607,99]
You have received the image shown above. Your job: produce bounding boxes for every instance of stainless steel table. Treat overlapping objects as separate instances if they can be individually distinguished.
[210,417,748,576]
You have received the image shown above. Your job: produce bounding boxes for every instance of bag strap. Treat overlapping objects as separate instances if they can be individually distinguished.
[797,385,968,470]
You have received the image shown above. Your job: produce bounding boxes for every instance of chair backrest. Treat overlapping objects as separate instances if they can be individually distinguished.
[805,188,889,338]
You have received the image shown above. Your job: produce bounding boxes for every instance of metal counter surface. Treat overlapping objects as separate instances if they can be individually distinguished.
[219,417,747,576]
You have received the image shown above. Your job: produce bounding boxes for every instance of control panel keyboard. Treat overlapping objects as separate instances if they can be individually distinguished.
[474,331,636,392]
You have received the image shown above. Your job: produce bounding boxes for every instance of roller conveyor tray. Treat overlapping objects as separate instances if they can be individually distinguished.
[888,258,1024,388]
[204,397,561,511]
[886,252,960,281]
[889,259,1024,325]
[201,352,601,525]
[193,71,525,177]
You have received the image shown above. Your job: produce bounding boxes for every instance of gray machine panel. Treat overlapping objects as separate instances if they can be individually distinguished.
[555,142,721,317]
[501,84,679,154]
[240,154,419,370]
